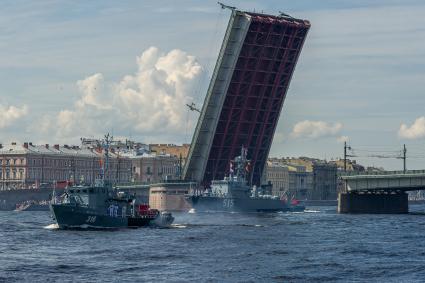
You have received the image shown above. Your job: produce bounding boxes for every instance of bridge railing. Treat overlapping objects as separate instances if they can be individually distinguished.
[339,170,425,177]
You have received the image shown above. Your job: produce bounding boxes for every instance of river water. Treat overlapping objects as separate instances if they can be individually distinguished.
[1,205,425,282]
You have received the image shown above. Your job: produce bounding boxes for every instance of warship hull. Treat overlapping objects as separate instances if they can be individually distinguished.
[186,195,288,213]
[50,204,152,229]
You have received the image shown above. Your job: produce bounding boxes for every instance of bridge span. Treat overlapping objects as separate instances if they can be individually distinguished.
[338,170,425,214]
[341,170,425,192]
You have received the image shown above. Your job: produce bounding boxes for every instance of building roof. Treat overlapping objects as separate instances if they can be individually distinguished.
[117,149,177,159]
[0,143,98,158]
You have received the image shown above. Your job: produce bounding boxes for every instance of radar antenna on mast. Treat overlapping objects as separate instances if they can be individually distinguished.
[186,102,201,113]
[218,2,236,11]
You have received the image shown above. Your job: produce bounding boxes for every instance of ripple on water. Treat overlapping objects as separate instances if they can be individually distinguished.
[1,208,425,282]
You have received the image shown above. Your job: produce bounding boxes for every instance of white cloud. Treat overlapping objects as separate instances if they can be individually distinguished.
[40,47,203,142]
[398,117,425,139]
[290,120,342,139]
[0,104,28,128]
[337,135,349,143]
[76,73,110,110]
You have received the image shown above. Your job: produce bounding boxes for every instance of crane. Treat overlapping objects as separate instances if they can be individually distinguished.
[218,2,236,11]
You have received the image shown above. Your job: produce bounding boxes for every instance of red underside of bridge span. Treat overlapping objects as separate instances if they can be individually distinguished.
[203,13,310,186]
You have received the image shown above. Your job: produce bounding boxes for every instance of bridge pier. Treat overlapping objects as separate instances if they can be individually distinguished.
[338,191,408,214]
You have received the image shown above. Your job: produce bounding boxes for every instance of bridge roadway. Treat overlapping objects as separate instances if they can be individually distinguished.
[340,170,425,192]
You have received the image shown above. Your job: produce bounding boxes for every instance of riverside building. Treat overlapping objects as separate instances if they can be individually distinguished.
[0,142,131,190]
[265,157,337,200]
[149,144,190,163]
[266,161,313,199]
[126,153,180,184]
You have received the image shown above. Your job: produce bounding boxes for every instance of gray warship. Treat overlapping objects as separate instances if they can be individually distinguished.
[50,134,174,229]
[186,147,299,212]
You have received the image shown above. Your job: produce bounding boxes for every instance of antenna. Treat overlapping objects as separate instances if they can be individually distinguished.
[218,2,236,11]
[344,141,354,172]
[186,102,201,113]
[101,133,113,184]
[403,144,407,173]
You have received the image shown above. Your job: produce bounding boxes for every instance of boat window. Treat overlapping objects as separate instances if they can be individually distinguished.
[79,194,89,205]
[89,189,94,193]
[68,194,88,206]
[69,190,74,193]
[83,189,87,193]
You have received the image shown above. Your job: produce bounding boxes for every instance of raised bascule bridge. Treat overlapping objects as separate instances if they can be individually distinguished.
[183,6,311,187]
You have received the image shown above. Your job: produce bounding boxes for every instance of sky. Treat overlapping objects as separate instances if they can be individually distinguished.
[1,0,425,170]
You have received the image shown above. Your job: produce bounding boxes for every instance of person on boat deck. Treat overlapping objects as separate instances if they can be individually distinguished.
[108,205,114,217]
[113,205,118,217]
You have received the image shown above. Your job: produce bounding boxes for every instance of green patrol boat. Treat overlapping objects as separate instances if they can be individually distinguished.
[50,134,174,229]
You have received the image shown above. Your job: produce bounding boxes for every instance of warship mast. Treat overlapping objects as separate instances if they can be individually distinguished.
[99,133,113,186]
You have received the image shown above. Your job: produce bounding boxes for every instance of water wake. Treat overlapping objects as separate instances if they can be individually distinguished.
[304,209,321,213]
[171,224,187,229]
[43,223,59,230]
